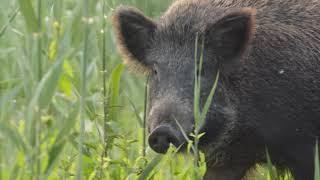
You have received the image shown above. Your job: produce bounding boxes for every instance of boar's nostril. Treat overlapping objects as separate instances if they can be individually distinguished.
[148,125,180,154]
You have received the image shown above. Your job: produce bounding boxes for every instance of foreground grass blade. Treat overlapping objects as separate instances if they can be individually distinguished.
[138,154,163,180]
[108,64,124,122]
[198,70,220,133]
[56,105,80,142]
[266,149,277,180]
[27,57,64,123]
[17,0,38,33]
[193,34,200,128]
[315,140,320,180]
[142,76,149,157]
[125,92,143,127]
[173,117,195,153]
[44,140,66,176]
[78,0,90,178]
[44,104,79,175]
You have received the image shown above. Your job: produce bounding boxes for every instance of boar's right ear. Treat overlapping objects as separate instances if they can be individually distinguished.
[112,6,156,74]
[206,8,256,62]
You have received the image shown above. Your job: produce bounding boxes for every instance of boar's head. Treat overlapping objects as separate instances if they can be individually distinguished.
[112,5,256,154]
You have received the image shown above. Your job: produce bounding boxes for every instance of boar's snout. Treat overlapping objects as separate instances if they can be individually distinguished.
[147,98,194,153]
[148,125,182,153]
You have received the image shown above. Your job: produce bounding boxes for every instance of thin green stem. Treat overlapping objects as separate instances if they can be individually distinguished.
[99,0,108,178]
[78,0,90,179]
[0,7,19,38]
[194,136,199,167]
[0,139,2,180]
[101,0,108,157]
[36,0,42,178]
[142,76,149,157]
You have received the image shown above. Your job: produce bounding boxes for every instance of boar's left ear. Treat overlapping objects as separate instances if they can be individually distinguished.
[206,8,256,62]
[112,6,156,74]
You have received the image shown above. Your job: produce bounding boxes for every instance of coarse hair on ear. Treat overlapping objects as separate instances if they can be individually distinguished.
[206,7,257,62]
[112,6,157,74]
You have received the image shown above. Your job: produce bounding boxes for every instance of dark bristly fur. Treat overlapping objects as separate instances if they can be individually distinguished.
[112,0,320,179]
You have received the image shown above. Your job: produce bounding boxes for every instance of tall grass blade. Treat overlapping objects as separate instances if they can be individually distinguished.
[45,105,79,176]
[193,34,200,128]
[266,148,277,180]
[101,0,108,158]
[315,140,320,180]
[142,76,149,157]
[108,64,124,122]
[17,0,38,33]
[26,58,64,126]
[35,0,43,176]
[78,0,90,178]
[197,70,220,133]
[56,105,79,142]
[44,141,66,176]
[125,93,143,127]
[173,117,195,153]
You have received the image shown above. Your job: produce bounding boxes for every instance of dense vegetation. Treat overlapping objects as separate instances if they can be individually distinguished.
[0,0,318,179]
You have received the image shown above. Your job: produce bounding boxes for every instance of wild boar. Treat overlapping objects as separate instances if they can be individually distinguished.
[112,0,320,179]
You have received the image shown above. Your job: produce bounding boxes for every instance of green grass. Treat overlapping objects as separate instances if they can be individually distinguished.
[0,0,319,179]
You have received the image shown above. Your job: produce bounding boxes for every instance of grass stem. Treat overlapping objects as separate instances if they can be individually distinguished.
[99,1,108,178]
[78,0,90,179]
[0,7,19,39]
[142,76,149,157]
[36,0,43,178]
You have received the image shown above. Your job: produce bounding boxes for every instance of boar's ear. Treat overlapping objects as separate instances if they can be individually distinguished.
[206,8,256,62]
[112,6,156,74]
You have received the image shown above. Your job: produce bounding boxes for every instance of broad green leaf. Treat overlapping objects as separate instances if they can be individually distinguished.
[198,152,207,177]
[108,64,124,122]
[44,140,66,176]
[138,154,163,180]
[198,70,220,132]
[27,57,63,112]
[26,58,64,142]
[17,0,38,33]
